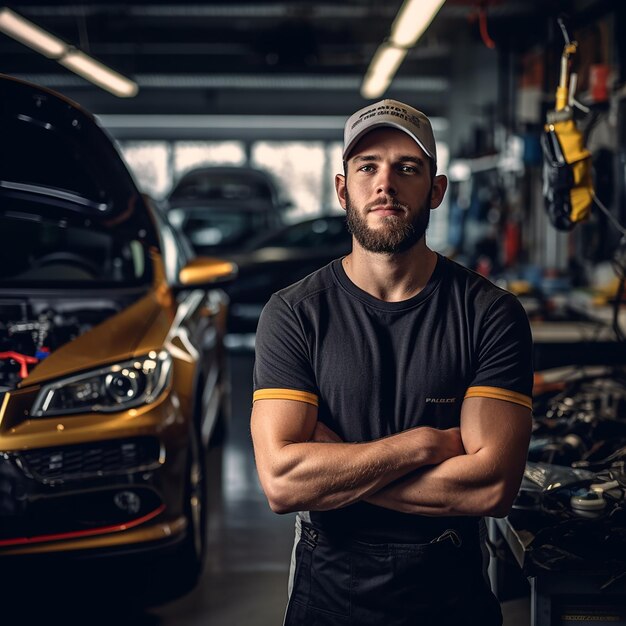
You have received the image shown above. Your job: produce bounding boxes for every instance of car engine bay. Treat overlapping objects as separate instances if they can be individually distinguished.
[0,298,122,394]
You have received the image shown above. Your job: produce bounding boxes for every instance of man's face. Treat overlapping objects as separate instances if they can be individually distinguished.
[335,127,447,255]
[344,186,432,254]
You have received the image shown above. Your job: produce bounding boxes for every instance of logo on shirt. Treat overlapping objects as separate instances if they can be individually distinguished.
[425,397,456,404]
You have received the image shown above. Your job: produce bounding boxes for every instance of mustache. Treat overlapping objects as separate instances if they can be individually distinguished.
[365,197,408,212]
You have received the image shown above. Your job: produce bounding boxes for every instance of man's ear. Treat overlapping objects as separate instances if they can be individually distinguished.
[335,173,347,210]
[430,174,448,209]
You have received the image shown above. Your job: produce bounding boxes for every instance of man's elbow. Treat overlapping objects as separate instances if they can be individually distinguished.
[262,476,300,515]
[267,494,297,515]
[482,481,517,518]
[486,499,513,519]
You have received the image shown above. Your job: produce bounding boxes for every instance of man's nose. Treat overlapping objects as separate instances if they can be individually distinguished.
[375,167,397,196]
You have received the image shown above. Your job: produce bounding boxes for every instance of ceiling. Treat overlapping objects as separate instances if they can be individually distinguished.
[0,0,603,139]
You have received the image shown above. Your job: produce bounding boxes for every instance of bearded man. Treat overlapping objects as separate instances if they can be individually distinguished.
[250,99,533,626]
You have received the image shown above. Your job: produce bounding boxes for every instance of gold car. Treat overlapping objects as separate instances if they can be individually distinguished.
[0,75,235,597]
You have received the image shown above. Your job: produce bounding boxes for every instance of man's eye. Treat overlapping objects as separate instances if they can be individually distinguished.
[399,165,418,174]
[358,165,375,172]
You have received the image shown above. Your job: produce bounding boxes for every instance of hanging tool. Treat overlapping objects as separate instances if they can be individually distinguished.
[541,18,594,231]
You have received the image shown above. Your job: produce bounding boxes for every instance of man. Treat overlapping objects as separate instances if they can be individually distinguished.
[251,99,533,626]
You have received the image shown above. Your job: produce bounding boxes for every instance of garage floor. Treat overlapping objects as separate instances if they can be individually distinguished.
[3,350,531,625]
[153,350,296,625]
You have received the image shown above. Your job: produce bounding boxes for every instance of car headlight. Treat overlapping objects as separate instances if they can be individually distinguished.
[31,351,173,417]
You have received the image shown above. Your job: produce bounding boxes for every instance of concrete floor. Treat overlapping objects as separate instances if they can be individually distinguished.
[2,350,531,625]
[153,350,296,625]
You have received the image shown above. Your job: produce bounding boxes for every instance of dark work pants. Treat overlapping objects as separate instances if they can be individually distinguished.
[284,520,503,626]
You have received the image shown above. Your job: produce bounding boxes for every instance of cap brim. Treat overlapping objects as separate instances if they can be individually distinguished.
[343,120,436,164]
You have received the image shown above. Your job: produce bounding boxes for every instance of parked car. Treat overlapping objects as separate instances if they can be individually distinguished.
[169,165,289,209]
[0,74,235,599]
[168,201,284,257]
[224,214,351,333]
[167,166,290,256]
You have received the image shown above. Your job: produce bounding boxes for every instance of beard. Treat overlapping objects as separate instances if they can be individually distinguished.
[345,189,432,254]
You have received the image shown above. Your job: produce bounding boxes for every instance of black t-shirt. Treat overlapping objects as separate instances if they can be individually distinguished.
[253,254,533,541]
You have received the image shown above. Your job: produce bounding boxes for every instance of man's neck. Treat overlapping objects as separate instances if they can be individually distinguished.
[342,241,438,302]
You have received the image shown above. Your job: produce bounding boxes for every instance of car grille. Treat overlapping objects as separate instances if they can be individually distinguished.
[17,437,162,482]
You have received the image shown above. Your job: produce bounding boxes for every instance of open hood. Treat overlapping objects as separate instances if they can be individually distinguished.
[0,75,161,289]
[0,74,157,244]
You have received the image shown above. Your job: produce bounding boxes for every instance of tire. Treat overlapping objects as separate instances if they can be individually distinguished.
[209,365,232,449]
[209,401,229,448]
[145,424,208,604]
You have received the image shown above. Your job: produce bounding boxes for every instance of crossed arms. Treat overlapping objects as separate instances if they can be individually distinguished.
[251,396,532,518]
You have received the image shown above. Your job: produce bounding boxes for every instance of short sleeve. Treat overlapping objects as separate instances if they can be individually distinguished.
[253,294,319,407]
[465,293,533,409]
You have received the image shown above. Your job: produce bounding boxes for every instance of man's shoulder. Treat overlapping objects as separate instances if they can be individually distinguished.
[257,259,340,341]
[443,255,516,304]
[274,259,339,308]
[440,255,529,325]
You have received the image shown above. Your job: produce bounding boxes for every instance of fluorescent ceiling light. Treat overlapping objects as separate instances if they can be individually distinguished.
[361,45,407,100]
[0,7,138,98]
[360,0,446,99]
[391,0,447,48]
[60,50,138,98]
[0,7,66,57]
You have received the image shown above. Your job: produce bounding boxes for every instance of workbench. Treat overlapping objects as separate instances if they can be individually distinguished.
[487,512,626,626]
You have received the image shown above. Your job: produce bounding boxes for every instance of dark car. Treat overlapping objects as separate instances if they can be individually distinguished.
[169,165,288,208]
[168,201,285,257]
[167,166,290,256]
[0,74,235,599]
[224,214,351,333]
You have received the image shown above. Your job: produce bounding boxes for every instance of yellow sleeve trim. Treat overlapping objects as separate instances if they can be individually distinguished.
[253,388,319,407]
[464,386,532,409]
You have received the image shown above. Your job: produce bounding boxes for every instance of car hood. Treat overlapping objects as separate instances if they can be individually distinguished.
[0,74,157,244]
[22,287,172,387]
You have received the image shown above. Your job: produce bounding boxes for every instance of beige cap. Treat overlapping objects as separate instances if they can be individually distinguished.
[343,99,437,167]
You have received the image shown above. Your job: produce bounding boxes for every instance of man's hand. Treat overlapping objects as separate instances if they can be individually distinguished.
[430,427,465,465]
[310,421,343,443]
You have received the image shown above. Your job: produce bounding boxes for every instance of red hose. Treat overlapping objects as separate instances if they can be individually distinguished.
[0,351,38,378]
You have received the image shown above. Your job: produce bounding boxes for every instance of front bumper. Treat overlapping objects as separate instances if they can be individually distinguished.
[0,387,189,556]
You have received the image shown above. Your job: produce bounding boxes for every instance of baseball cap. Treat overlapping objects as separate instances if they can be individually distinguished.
[342,99,437,167]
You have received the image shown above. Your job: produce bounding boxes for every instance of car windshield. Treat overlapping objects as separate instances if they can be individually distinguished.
[171,172,273,202]
[0,211,151,286]
[169,207,277,249]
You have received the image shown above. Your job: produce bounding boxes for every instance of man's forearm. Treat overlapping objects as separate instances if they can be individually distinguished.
[258,426,464,514]
[365,447,526,518]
